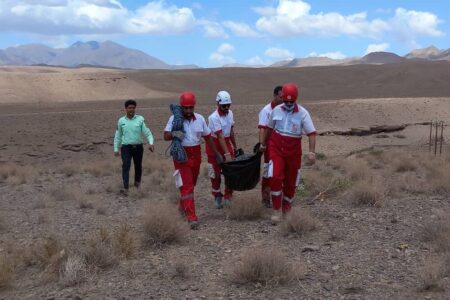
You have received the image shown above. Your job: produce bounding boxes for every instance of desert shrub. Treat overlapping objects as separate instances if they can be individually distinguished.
[83,228,118,270]
[0,255,14,290]
[226,197,263,221]
[230,246,305,286]
[345,178,387,207]
[0,163,34,185]
[422,208,450,252]
[142,202,188,247]
[114,224,135,258]
[59,255,87,287]
[281,207,319,237]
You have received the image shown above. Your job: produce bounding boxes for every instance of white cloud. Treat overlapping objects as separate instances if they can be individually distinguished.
[391,8,444,45]
[222,21,260,37]
[254,0,443,45]
[209,43,235,65]
[309,51,347,59]
[0,0,196,35]
[365,43,390,54]
[264,47,295,59]
[246,56,269,66]
[217,43,234,54]
[199,20,228,38]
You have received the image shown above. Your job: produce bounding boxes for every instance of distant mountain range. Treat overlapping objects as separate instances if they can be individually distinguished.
[1,41,449,69]
[0,41,197,70]
[269,46,450,68]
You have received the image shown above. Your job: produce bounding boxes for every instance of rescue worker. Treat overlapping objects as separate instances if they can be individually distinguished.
[258,85,283,208]
[164,92,219,229]
[114,99,154,195]
[260,83,317,224]
[206,91,238,209]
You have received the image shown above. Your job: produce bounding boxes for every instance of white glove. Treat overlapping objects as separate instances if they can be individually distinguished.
[172,131,185,140]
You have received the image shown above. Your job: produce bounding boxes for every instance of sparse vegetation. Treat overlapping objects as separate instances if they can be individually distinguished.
[114,224,135,258]
[84,228,118,270]
[345,178,387,207]
[0,163,35,185]
[226,196,263,221]
[171,258,189,279]
[281,207,319,237]
[0,255,14,290]
[230,246,305,286]
[420,255,448,292]
[59,255,87,287]
[422,208,450,253]
[142,202,188,246]
[50,186,77,202]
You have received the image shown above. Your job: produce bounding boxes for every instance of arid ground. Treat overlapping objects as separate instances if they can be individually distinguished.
[0,64,450,299]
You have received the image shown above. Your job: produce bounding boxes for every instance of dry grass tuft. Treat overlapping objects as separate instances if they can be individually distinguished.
[82,162,115,177]
[84,228,118,270]
[128,186,150,199]
[420,255,448,292]
[0,255,14,290]
[345,178,387,207]
[0,216,6,232]
[59,255,87,287]
[171,258,189,279]
[96,206,107,215]
[393,156,418,173]
[114,224,135,259]
[50,186,77,202]
[0,163,35,185]
[226,197,263,221]
[78,196,95,209]
[142,202,188,247]
[422,208,450,253]
[281,207,319,237]
[230,246,305,286]
[59,164,80,177]
[341,158,371,181]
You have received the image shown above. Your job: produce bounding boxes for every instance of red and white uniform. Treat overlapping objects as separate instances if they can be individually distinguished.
[267,104,316,213]
[164,113,211,222]
[206,109,235,199]
[258,101,279,200]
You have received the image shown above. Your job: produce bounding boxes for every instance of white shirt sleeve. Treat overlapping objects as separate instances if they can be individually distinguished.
[301,108,316,135]
[267,110,275,129]
[230,110,235,126]
[164,115,174,132]
[209,114,223,134]
[200,116,211,136]
[258,107,270,128]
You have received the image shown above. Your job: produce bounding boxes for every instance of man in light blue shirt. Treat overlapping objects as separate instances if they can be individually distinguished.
[114,99,154,194]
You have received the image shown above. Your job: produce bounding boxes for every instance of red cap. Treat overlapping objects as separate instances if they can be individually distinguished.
[281,83,299,101]
[180,92,196,107]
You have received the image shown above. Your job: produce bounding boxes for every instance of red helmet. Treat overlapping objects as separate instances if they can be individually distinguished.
[180,92,196,107]
[281,83,299,101]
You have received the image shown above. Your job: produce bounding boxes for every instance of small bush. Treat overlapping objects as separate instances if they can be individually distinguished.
[345,179,387,207]
[281,207,319,237]
[420,255,448,291]
[0,255,14,290]
[171,258,189,279]
[142,202,188,247]
[50,187,77,202]
[84,228,118,270]
[78,196,94,209]
[230,247,305,286]
[226,197,263,221]
[59,255,87,287]
[114,224,135,258]
[422,209,450,252]
[0,163,34,185]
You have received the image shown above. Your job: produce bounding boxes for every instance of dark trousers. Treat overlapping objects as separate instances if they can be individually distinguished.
[121,144,143,189]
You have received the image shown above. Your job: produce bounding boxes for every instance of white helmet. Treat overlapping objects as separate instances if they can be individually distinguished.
[216,91,232,105]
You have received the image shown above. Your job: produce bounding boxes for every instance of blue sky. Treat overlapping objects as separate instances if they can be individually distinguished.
[0,0,449,66]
